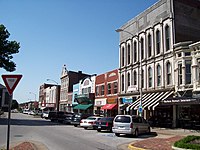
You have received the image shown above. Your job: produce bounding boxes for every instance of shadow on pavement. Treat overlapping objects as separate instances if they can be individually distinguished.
[115,132,158,139]
[0,117,64,126]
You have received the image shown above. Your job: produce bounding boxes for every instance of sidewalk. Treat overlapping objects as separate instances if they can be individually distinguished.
[128,128,200,150]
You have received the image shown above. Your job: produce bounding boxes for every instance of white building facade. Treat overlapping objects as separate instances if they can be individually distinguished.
[117,0,200,128]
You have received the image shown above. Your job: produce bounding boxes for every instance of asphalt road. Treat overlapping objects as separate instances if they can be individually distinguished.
[0,112,148,150]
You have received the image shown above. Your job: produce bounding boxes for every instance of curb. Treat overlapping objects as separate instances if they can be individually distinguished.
[128,143,146,150]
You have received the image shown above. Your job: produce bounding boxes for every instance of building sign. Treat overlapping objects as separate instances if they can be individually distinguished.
[122,98,133,104]
[161,98,200,105]
[107,98,117,104]
[94,98,107,106]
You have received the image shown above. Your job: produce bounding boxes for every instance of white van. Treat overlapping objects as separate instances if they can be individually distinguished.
[112,115,150,137]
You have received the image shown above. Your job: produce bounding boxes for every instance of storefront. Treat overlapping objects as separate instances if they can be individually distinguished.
[101,98,118,117]
[94,98,107,116]
[119,97,134,115]
[160,97,200,129]
[72,94,93,114]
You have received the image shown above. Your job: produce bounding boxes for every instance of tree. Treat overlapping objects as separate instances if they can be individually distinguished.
[11,99,19,110]
[0,24,20,72]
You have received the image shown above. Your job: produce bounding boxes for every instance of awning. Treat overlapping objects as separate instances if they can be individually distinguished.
[73,104,93,110]
[129,91,174,111]
[101,104,117,110]
[74,96,92,104]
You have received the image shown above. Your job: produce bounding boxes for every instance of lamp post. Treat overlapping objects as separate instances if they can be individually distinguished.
[46,79,59,111]
[116,28,143,116]
[29,92,36,111]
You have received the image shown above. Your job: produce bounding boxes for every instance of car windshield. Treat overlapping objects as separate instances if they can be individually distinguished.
[100,117,113,121]
[86,117,96,120]
[115,116,130,123]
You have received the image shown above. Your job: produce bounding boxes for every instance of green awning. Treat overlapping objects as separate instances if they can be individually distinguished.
[75,96,92,104]
[73,104,93,110]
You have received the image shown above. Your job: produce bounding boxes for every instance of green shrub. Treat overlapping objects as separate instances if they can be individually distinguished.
[174,135,200,150]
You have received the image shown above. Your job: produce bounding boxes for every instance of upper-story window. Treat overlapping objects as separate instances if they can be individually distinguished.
[141,38,144,60]
[101,85,104,95]
[178,62,183,85]
[166,62,171,85]
[122,74,125,91]
[142,69,144,88]
[95,86,99,96]
[128,72,131,87]
[156,30,161,55]
[148,34,152,57]
[185,60,191,84]
[122,47,125,66]
[165,25,170,51]
[133,70,137,85]
[127,44,131,64]
[148,67,152,87]
[107,83,111,95]
[157,65,161,86]
[134,41,137,62]
[113,82,118,94]
[185,52,191,56]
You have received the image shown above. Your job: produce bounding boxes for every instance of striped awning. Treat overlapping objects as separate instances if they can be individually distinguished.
[128,91,174,111]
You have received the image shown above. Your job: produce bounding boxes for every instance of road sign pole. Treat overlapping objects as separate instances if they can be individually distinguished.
[1,74,22,150]
[7,94,12,150]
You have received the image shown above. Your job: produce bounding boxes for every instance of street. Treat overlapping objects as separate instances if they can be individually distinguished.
[0,113,147,150]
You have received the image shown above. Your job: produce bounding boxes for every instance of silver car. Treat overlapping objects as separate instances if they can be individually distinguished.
[112,115,150,137]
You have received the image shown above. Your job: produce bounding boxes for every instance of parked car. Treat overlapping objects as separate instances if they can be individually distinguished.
[96,117,114,132]
[63,113,74,124]
[71,113,92,127]
[57,112,73,123]
[23,109,30,114]
[112,115,150,137]
[41,111,49,119]
[80,116,102,129]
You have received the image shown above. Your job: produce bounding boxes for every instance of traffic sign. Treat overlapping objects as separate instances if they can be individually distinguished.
[138,105,143,113]
[2,74,22,95]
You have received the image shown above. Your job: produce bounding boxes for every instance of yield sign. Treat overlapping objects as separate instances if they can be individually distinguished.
[2,74,22,95]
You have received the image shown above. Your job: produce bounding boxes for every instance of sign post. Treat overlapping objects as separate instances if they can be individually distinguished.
[1,74,22,150]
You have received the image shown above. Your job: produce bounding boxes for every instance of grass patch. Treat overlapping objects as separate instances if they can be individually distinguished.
[174,135,200,150]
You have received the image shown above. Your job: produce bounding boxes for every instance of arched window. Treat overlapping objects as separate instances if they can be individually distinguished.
[141,38,144,59]
[127,44,131,64]
[122,74,125,91]
[122,47,125,66]
[148,34,152,57]
[142,69,144,88]
[134,41,137,62]
[156,30,160,55]
[157,65,161,86]
[165,25,170,51]
[128,72,131,87]
[166,62,171,85]
[148,67,152,87]
[133,70,137,85]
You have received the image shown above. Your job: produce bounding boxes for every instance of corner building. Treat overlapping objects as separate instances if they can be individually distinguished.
[117,0,200,128]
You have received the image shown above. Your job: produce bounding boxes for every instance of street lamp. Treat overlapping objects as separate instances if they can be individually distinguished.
[46,79,59,111]
[116,28,143,116]
[29,92,36,111]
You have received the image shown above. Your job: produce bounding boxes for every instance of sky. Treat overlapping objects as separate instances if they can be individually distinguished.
[0,0,158,103]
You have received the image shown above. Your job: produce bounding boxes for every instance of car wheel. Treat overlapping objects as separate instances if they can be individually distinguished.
[74,125,78,127]
[134,129,139,138]
[97,129,101,132]
[84,127,88,130]
[115,133,120,137]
